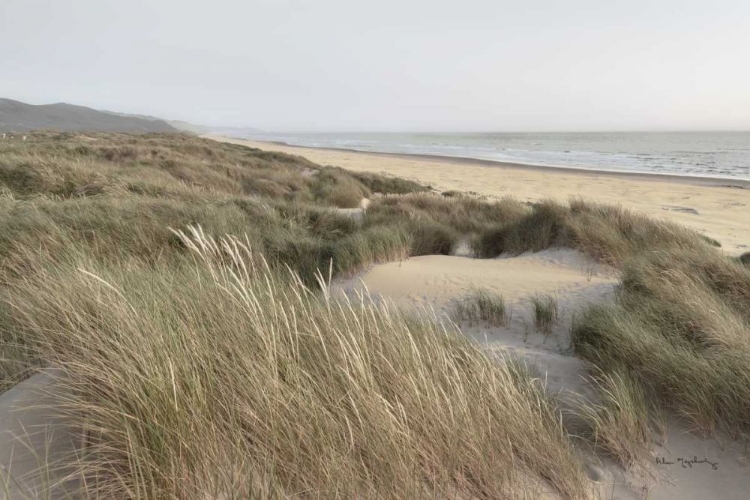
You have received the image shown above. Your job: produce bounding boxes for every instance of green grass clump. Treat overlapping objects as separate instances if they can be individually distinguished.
[474,201,568,257]
[530,294,559,335]
[406,220,459,256]
[367,192,528,235]
[739,251,750,266]
[452,289,510,327]
[700,234,722,248]
[2,229,589,499]
[365,192,528,257]
[331,225,411,277]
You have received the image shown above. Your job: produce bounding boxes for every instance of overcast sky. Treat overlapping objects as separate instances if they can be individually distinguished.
[1,0,749,132]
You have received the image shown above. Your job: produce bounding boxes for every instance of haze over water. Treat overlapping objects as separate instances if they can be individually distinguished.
[239,132,750,181]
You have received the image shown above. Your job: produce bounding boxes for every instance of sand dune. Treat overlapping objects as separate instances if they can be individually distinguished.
[1,135,745,498]
[333,249,615,399]
[333,249,750,499]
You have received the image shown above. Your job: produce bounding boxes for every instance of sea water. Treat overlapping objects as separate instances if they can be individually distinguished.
[237,131,750,181]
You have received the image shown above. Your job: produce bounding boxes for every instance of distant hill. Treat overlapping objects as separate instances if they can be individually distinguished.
[102,112,259,136]
[0,98,178,133]
[99,110,212,134]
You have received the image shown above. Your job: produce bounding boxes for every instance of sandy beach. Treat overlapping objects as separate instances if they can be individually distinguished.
[209,136,749,256]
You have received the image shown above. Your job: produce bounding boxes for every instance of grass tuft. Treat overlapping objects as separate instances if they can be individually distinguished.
[530,294,559,335]
[452,288,510,327]
[571,251,750,437]
[576,370,655,469]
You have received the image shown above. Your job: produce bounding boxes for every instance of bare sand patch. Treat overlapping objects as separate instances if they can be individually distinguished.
[0,371,79,499]
[333,249,614,398]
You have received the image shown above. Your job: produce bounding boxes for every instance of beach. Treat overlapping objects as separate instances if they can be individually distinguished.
[209,136,750,256]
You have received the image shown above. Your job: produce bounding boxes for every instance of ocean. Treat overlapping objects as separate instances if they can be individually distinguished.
[238,131,750,181]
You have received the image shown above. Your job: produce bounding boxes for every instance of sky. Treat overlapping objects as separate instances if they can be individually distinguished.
[1,0,749,132]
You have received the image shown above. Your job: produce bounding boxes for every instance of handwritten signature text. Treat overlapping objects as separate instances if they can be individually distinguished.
[655,455,718,470]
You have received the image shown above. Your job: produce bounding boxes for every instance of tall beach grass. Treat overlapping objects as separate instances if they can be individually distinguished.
[3,228,590,499]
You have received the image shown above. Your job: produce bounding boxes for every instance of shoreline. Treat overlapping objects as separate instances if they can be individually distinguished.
[254,138,749,189]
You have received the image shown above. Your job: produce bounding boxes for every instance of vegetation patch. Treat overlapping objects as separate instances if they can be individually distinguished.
[452,288,510,327]
[2,229,589,499]
[577,370,656,469]
[572,249,750,436]
[530,294,559,335]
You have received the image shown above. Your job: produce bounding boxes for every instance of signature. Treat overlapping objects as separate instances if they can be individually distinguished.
[655,455,718,470]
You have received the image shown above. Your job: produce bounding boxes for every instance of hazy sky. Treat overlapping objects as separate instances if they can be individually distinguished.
[1,0,749,131]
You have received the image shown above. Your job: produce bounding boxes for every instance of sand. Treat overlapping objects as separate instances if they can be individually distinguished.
[0,370,79,499]
[333,248,615,400]
[208,136,750,256]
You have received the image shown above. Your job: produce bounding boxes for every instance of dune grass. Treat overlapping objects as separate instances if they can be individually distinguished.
[530,294,559,335]
[366,192,527,252]
[572,248,750,437]
[0,132,427,207]
[576,370,656,469]
[0,311,31,394]
[473,198,710,267]
[2,229,589,499]
[0,132,531,286]
[452,288,510,327]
